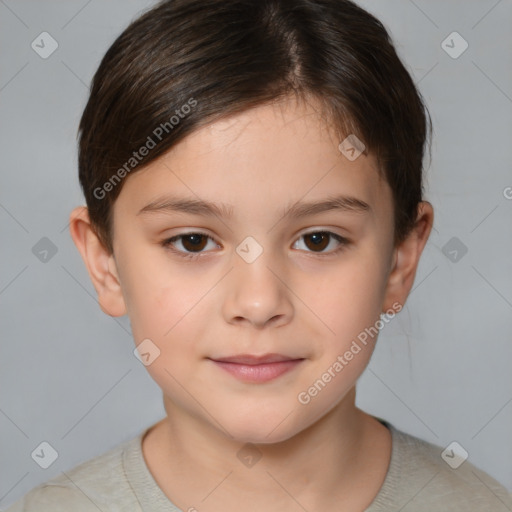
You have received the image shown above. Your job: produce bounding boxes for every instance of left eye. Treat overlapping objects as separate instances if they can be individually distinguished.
[293,231,348,254]
[161,230,349,258]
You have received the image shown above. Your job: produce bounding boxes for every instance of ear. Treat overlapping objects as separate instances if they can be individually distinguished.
[68,206,127,317]
[382,201,434,313]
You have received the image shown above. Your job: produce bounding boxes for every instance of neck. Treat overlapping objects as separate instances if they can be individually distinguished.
[142,387,391,511]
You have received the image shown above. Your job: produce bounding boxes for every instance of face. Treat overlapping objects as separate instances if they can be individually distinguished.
[108,97,399,443]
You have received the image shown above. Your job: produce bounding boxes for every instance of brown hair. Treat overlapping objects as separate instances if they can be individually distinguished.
[78,0,432,254]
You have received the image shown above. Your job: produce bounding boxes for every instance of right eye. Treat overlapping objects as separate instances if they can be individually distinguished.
[160,232,220,260]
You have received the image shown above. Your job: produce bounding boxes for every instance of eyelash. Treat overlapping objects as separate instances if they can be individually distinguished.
[160,230,350,261]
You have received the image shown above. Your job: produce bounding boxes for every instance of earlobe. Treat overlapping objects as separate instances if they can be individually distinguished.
[68,206,127,317]
[382,201,434,313]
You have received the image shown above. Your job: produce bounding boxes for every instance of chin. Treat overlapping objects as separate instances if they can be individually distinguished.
[219,408,305,446]
[229,425,297,445]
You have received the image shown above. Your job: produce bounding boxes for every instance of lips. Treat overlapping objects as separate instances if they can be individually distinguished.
[211,353,300,365]
[208,353,304,383]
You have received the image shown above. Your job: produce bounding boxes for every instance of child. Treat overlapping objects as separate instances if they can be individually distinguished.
[7,0,512,510]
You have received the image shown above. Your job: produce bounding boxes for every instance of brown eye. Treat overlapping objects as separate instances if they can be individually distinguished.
[303,232,330,252]
[294,231,349,255]
[161,232,218,258]
[180,234,208,252]
[162,230,349,260]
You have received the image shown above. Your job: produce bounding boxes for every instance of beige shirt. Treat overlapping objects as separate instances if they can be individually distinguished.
[6,418,512,511]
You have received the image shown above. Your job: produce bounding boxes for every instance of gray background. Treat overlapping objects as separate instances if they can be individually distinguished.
[1,0,511,508]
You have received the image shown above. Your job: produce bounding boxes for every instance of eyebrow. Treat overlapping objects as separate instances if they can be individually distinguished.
[137,194,371,219]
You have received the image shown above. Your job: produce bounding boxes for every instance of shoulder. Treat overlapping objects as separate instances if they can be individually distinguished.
[371,421,512,511]
[4,435,143,512]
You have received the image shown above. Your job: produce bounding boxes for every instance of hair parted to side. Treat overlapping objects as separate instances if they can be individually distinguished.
[78,0,432,255]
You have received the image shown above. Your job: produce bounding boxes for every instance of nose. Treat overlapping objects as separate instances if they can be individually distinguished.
[222,248,294,329]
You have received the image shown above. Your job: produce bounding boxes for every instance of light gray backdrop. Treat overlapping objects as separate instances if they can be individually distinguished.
[1,0,511,508]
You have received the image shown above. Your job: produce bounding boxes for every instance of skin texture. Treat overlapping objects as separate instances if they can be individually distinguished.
[70,96,434,511]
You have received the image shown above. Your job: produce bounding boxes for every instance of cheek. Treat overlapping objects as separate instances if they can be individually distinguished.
[117,245,204,337]
[125,269,222,385]
[304,259,386,338]
[129,279,207,344]
[129,277,208,393]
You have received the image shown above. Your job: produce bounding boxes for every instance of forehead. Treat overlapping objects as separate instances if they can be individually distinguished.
[115,97,393,228]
